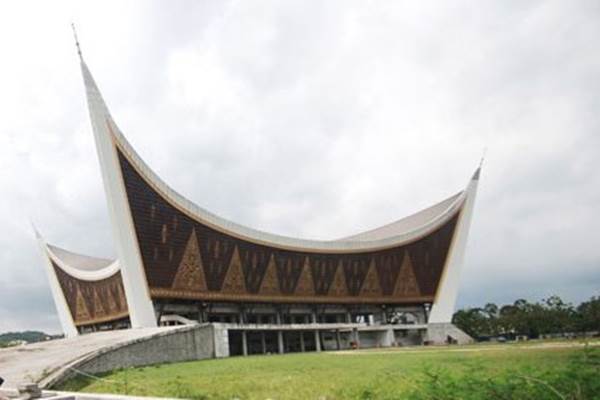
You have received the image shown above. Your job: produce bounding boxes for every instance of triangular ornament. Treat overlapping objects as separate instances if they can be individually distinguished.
[295,258,315,296]
[107,285,119,313]
[93,289,107,318]
[359,259,383,297]
[258,255,280,296]
[329,263,348,297]
[221,246,245,294]
[75,287,91,321]
[172,229,207,291]
[393,252,420,297]
[114,281,127,311]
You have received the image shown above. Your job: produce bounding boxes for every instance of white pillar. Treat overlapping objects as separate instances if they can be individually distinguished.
[80,61,156,328]
[278,331,284,354]
[315,330,322,352]
[429,171,480,323]
[35,232,78,338]
[242,331,248,356]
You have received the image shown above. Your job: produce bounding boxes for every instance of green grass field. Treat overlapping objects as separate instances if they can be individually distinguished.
[59,340,600,400]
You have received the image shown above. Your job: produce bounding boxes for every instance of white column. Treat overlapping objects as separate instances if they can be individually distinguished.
[80,61,156,328]
[34,231,78,338]
[428,170,480,323]
[242,331,248,356]
[315,330,322,352]
[312,310,321,352]
[277,331,284,354]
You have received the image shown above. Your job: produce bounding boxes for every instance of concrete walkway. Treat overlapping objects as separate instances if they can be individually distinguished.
[0,327,181,389]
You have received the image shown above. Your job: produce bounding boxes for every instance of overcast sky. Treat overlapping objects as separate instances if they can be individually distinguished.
[1,1,598,334]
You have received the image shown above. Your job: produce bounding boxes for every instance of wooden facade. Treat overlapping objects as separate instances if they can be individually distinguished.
[52,262,129,326]
[118,148,461,306]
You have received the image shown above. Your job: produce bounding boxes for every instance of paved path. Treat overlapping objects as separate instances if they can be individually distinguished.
[0,327,181,388]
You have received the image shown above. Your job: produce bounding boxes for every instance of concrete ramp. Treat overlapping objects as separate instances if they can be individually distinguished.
[426,323,474,345]
[0,326,189,389]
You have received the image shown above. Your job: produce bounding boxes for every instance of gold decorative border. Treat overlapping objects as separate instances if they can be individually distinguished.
[73,311,130,327]
[150,288,433,305]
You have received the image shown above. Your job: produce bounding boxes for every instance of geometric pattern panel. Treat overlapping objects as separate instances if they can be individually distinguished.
[118,147,461,304]
[328,263,348,297]
[341,255,371,296]
[273,252,306,295]
[221,246,245,294]
[238,244,272,294]
[294,258,315,296]
[393,252,420,297]
[197,232,235,291]
[360,260,383,297]
[374,249,405,295]
[309,255,339,295]
[171,228,207,292]
[52,262,128,326]
[258,255,280,295]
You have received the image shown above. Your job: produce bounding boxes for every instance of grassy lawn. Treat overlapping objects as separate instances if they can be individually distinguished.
[59,340,600,400]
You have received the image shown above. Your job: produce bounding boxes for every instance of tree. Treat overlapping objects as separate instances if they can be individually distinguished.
[577,296,600,332]
[453,308,489,339]
[542,295,576,334]
[452,295,598,341]
[482,303,499,336]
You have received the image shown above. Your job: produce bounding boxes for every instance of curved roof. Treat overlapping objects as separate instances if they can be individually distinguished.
[45,242,119,281]
[337,192,463,242]
[82,61,472,253]
[47,244,113,271]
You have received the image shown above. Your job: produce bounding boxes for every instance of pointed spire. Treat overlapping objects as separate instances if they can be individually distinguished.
[71,23,83,60]
[30,219,43,240]
[479,147,487,168]
[76,42,114,135]
[472,147,486,181]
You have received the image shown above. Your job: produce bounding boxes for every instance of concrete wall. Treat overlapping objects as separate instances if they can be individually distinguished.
[47,325,216,388]
[426,323,473,345]
[358,330,393,348]
[394,329,424,346]
[212,323,230,358]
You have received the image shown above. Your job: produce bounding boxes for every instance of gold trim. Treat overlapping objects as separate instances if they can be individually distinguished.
[106,120,155,307]
[432,208,463,303]
[74,311,130,327]
[150,287,433,305]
